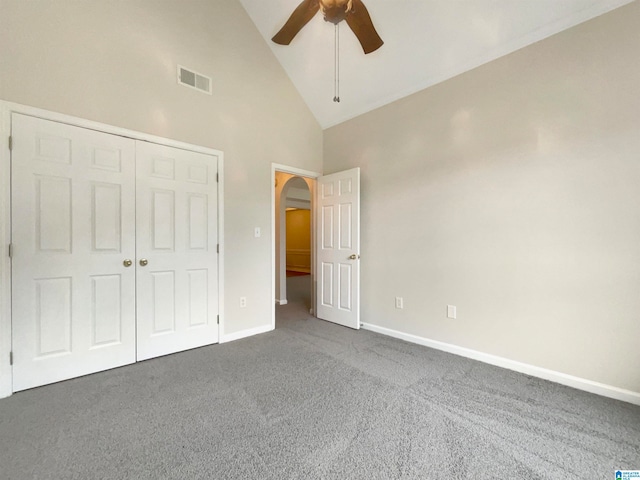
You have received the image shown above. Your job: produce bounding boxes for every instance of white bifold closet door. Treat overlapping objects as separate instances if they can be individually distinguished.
[11,114,137,391]
[135,141,219,361]
[11,114,219,392]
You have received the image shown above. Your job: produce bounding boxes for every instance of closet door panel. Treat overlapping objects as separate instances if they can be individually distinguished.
[135,141,219,361]
[11,114,136,391]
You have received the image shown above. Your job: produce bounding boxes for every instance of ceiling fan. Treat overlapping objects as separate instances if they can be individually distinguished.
[272,0,384,54]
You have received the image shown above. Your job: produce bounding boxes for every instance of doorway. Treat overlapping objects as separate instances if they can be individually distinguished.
[270,163,361,332]
[271,165,320,329]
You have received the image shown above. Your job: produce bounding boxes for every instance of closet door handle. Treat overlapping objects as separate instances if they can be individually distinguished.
[123,259,133,267]
[139,259,148,267]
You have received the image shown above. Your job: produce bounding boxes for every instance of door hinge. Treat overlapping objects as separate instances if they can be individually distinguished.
[216,244,219,254]
[9,351,13,366]
[217,314,220,325]
[216,172,219,183]
[8,244,13,258]
[8,136,12,151]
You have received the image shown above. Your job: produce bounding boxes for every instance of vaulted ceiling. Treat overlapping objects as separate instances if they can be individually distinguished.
[239,0,634,129]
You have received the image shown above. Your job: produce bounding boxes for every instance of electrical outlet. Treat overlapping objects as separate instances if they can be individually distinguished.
[240,297,247,308]
[395,297,404,309]
[447,305,457,319]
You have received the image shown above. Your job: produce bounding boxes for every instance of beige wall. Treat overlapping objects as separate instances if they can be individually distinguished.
[286,209,311,251]
[324,2,640,393]
[286,209,311,272]
[0,0,322,336]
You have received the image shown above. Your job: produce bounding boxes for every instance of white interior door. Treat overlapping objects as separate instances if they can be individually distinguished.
[11,113,136,391]
[135,141,219,361]
[316,168,360,329]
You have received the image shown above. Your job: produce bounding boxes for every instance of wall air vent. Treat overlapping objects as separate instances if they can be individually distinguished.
[177,65,212,95]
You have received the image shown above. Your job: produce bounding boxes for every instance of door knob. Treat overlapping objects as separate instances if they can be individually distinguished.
[139,259,148,266]
[349,254,360,260]
[123,259,132,267]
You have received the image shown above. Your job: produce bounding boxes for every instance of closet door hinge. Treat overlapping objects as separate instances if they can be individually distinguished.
[216,244,219,254]
[216,172,219,183]
[8,244,13,258]
[217,315,220,325]
[9,351,13,366]
[8,136,12,151]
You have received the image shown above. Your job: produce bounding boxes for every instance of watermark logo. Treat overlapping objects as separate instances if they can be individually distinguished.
[616,471,640,480]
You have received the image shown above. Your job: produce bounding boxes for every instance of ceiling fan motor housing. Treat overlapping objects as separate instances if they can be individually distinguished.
[319,0,353,24]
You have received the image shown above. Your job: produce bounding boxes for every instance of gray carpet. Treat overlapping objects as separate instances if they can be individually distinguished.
[1,275,638,479]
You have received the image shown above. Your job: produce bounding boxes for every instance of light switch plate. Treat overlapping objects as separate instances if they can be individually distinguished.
[395,297,404,309]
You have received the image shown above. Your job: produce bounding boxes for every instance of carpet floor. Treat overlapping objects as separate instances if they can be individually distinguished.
[0,275,638,479]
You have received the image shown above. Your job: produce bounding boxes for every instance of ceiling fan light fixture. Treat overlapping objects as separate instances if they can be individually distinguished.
[272,0,383,55]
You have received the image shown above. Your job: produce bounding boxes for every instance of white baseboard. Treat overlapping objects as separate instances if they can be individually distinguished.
[220,324,273,343]
[276,299,288,305]
[361,322,640,406]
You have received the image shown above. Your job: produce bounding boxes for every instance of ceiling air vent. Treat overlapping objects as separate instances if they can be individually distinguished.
[177,65,212,95]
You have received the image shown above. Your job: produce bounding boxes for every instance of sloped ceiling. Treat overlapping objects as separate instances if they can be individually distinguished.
[240,0,634,129]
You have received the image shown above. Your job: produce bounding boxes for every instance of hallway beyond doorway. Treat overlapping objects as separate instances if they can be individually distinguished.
[276,275,311,329]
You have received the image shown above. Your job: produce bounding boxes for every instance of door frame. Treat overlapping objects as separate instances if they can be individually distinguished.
[0,101,225,399]
[271,163,321,330]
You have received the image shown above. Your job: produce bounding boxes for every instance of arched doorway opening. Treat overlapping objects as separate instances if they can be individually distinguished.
[275,173,313,308]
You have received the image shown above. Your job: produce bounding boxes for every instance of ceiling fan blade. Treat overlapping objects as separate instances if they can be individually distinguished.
[272,0,320,45]
[345,0,384,54]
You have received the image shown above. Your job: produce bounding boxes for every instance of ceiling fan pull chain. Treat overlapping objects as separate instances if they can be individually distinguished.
[337,22,340,102]
[334,23,340,103]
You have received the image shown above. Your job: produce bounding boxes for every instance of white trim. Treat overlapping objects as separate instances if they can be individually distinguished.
[271,163,321,332]
[361,322,640,407]
[272,163,322,179]
[0,100,224,399]
[0,101,219,155]
[276,299,288,305]
[220,324,273,344]
[217,155,225,349]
